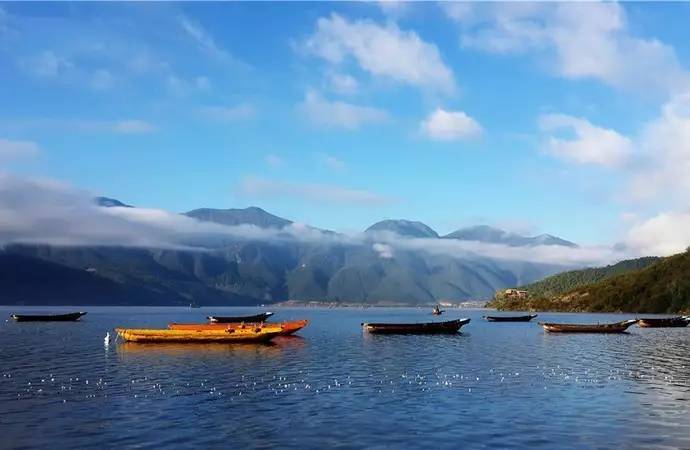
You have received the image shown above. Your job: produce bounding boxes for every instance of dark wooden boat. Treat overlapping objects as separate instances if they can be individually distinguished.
[540,319,637,333]
[10,311,87,322]
[637,317,690,328]
[484,314,538,322]
[207,312,274,323]
[362,318,470,334]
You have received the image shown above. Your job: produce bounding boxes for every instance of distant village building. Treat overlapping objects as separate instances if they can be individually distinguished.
[504,289,528,299]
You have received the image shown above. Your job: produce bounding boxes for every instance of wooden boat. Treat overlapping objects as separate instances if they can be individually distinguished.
[10,311,87,322]
[484,314,538,322]
[207,312,274,323]
[637,317,690,328]
[168,319,309,335]
[114,326,282,343]
[540,319,638,333]
[362,318,470,334]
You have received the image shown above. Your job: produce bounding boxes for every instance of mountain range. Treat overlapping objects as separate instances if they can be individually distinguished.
[0,200,577,306]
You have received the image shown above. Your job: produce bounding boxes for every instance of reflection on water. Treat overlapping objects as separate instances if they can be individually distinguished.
[116,336,306,358]
[0,306,689,449]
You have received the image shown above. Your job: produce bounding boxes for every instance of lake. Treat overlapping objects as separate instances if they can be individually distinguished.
[1,306,689,449]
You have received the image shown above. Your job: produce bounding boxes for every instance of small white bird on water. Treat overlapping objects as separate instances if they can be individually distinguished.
[104,332,111,347]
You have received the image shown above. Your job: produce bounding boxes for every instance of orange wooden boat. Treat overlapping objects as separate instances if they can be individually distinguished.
[168,319,309,335]
[114,327,282,343]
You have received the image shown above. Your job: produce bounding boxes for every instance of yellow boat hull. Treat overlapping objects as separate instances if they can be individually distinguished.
[115,326,282,343]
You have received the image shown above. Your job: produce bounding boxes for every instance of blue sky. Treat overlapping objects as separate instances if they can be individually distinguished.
[2,1,690,251]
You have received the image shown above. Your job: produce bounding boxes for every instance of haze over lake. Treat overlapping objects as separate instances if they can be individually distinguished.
[1,307,689,449]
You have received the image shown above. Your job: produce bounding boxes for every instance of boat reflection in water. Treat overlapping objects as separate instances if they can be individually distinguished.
[116,335,306,360]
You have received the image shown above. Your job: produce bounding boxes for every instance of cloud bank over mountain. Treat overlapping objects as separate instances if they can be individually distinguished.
[0,171,657,267]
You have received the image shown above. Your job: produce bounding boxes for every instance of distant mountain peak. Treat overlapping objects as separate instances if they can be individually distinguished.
[365,219,439,238]
[95,197,132,208]
[444,225,577,248]
[185,206,292,229]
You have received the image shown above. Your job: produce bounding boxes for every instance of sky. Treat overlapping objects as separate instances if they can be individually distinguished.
[2,1,690,257]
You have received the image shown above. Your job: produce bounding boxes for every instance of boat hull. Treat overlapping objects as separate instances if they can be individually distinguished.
[207,312,274,323]
[484,314,537,322]
[540,320,637,333]
[11,312,87,322]
[168,320,309,335]
[637,317,689,328]
[115,327,282,343]
[362,318,470,334]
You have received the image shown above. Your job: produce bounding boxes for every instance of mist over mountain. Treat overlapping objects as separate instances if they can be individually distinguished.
[185,206,292,229]
[444,225,578,248]
[366,220,440,238]
[95,197,132,208]
[0,199,577,306]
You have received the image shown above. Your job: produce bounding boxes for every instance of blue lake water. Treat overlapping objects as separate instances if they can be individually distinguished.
[1,306,689,449]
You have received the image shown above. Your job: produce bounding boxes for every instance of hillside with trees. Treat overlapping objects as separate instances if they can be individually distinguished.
[489,251,690,313]
[516,256,660,298]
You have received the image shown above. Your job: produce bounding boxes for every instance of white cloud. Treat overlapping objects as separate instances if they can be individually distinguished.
[0,118,156,135]
[625,211,690,256]
[539,93,690,256]
[328,72,358,95]
[23,50,72,78]
[304,13,456,95]
[0,7,7,33]
[112,120,157,134]
[372,242,394,258]
[378,1,410,17]
[5,7,248,100]
[365,228,622,266]
[0,171,629,267]
[629,92,690,202]
[167,75,212,96]
[539,113,631,167]
[446,3,689,95]
[127,51,170,75]
[264,154,285,168]
[318,153,347,171]
[200,103,257,122]
[0,172,295,249]
[0,138,40,162]
[179,15,234,64]
[420,108,482,141]
[195,76,211,91]
[239,176,394,206]
[300,90,388,129]
[90,69,115,90]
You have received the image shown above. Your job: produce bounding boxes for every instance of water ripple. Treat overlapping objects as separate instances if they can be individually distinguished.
[0,307,688,449]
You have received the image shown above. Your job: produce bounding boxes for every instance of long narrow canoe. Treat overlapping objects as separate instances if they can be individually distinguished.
[540,319,637,333]
[169,319,309,335]
[484,314,537,322]
[115,326,282,343]
[362,318,470,334]
[10,312,87,322]
[637,317,690,328]
[207,312,274,323]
